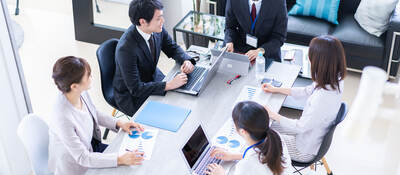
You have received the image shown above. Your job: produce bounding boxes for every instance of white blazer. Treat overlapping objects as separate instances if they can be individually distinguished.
[228,134,292,175]
[278,81,343,155]
[48,92,119,175]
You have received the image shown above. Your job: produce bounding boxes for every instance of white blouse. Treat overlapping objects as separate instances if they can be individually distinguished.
[278,81,343,155]
[228,135,292,175]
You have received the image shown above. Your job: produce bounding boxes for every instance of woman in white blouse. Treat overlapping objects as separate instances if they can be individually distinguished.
[262,35,347,162]
[49,56,145,175]
[205,101,292,175]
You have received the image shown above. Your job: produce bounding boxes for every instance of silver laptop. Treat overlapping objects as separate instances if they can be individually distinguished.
[170,47,227,96]
[211,49,250,75]
[181,125,222,175]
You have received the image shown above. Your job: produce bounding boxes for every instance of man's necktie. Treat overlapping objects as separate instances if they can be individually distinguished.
[251,3,256,22]
[148,34,156,62]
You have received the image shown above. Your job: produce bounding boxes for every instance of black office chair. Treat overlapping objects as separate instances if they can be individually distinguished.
[96,38,128,140]
[292,103,348,175]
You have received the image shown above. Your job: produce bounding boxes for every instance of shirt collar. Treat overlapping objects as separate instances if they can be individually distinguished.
[136,25,152,41]
[249,0,262,5]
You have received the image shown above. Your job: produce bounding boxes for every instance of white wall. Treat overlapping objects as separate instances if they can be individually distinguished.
[0,0,33,174]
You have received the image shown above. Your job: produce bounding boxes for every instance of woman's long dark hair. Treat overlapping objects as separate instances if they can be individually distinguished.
[232,101,285,175]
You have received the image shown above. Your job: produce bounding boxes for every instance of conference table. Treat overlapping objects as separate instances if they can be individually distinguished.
[86,52,300,175]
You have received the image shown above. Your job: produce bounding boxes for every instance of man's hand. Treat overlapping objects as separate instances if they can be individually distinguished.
[245,49,259,61]
[226,42,234,52]
[181,60,194,74]
[165,73,187,91]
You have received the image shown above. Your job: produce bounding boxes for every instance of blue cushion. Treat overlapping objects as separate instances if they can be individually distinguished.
[289,0,341,25]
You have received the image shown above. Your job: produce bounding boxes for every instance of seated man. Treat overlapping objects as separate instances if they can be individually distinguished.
[224,0,288,62]
[113,0,195,116]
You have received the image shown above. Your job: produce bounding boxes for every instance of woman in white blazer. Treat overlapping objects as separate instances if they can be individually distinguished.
[205,101,292,175]
[262,35,347,162]
[48,56,145,175]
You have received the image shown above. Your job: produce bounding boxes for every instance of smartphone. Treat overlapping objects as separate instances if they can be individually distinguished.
[261,78,282,87]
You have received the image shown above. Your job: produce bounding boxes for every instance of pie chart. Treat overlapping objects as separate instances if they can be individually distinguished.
[216,136,228,144]
[129,131,140,139]
[141,131,154,140]
[228,140,240,148]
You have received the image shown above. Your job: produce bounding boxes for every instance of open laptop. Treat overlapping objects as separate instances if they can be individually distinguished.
[170,47,227,96]
[212,49,274,74]
[211,49,250,75]
[181,125,222,175]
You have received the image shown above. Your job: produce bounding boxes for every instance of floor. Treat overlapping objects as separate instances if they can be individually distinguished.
[5,0,400,174]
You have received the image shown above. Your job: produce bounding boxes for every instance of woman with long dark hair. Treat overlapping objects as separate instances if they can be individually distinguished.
[262,35,347,162]
[205,101,291,175]
[48,56,145,175]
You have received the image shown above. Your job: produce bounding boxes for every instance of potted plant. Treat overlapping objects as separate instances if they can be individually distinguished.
[182,0,210,48]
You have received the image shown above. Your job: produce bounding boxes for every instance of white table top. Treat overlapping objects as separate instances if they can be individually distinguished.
[86,61,300,175]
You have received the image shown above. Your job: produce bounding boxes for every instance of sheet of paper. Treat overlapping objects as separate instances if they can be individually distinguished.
[234,85,271,106]
[212,118,246,153]
[118,129,159,160]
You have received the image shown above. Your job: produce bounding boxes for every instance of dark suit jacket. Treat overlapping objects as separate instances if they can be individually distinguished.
[224,0,288,61]
[113,25,192,116]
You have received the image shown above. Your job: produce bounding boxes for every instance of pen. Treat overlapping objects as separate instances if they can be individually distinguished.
[125,149,145,157]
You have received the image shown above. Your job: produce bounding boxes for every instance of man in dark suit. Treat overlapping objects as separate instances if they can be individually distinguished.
[224,0,288,62]
[113,0,195,116]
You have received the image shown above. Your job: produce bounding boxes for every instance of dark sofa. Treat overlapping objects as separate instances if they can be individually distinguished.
[286,0,400,77]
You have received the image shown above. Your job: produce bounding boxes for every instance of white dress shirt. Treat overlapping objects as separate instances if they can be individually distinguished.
[277,81,344,155]
[48,92,119,175]
[136,25,153,51]
[228,134,292,175]
[248,0,262,16]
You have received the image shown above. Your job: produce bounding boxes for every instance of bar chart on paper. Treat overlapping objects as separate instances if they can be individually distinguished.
[119,129,159,160]
[234,85,271,106]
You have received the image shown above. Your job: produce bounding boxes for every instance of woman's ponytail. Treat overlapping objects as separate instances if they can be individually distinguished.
[256,128,285,175]
[232,101,286,175]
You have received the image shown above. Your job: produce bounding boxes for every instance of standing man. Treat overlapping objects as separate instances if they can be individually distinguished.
[224,0,288,62]
[113,0,195,116]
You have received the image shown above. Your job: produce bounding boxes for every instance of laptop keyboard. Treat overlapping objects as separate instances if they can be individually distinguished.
[177,66,206,91]
[194,146,222,175]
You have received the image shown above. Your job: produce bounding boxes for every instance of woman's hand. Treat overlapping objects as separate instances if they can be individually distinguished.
[263,105,281,122]
[210,147,238,161]
[204,163,225,175]
[262,83,277,93]
[117,121,144,135]
[117,150,144,166]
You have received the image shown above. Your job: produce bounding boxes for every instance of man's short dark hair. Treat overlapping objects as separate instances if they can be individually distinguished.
[129,0,164,26]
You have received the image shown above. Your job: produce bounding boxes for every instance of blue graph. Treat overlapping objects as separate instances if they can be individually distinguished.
[216,136,228,144]
[247,88,256,99]
[228,140,240,148]
[141,131,154,140]
[129,131,140,139]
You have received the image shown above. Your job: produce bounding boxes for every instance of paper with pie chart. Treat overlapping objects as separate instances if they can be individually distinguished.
[234,85,271,106]
[212,118,246,153]
[119,129,159,160]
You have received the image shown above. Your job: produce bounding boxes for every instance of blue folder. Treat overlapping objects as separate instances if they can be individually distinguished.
[134,101,191,132]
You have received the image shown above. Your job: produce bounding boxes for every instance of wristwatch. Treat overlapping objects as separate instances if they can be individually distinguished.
[257,48,265,55]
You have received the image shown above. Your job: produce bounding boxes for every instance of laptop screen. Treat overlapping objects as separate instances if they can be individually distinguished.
[182,126,209,168]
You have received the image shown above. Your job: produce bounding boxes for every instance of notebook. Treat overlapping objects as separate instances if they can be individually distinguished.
[134,101,191,132]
